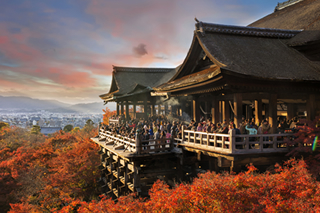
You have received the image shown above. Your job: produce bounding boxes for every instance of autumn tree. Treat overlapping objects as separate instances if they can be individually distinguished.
[0,122,9,130]
[102,107,116,125]
[286,117,320,179]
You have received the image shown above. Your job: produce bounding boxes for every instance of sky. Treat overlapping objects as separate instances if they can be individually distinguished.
[0,0,282,104]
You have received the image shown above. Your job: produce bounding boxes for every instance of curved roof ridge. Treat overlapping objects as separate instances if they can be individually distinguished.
[113,66,175,73]
[275,0,304,11]
[195,21,302,38]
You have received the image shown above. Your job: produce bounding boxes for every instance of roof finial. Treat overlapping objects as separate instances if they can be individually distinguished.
[195,17,200,23]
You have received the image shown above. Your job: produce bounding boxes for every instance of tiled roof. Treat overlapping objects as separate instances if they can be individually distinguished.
[196,22,301,38]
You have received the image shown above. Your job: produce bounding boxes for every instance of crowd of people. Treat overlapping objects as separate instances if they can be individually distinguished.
[101,114,299,141]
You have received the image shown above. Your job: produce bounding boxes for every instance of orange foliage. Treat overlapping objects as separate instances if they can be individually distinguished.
[102,107,116,125]
[55,159,320,213]
[0,126,100,212]
[2,123,320,212]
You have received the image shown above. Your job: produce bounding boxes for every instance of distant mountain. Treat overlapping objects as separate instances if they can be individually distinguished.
[0,96,71,110]
[49,102,113,114]
[0,96,116,114]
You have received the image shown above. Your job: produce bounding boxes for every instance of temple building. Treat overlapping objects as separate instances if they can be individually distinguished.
[100,66,177,120]
[94,0,320,198]
[101,0,320,130]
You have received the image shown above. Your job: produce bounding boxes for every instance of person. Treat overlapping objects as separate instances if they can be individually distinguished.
[148,124,154,139]
[171,121,177,136]
[166,122,172,134]
[155,129,161,139]
[219,123,229,134]
[278,120,288,133]
[197,122,203,132]
[214,123,222,133]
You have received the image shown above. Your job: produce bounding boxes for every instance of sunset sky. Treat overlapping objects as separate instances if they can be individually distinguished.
[0,0,281,104]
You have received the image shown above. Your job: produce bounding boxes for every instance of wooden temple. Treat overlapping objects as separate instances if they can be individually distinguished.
[94,0,320,198]
[99,66,178,120]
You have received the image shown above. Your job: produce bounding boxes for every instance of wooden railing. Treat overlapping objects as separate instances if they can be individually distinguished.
[99,130,136,152]
[99,127,295,155]
[179,126,295,155]
[99,129,174,155]
[109,119,120,125]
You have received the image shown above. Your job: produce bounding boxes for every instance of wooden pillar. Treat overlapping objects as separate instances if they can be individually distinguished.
[193,97,200,122]
[233,93,243,128]
[287,103,295,121]
[151,104,155,116]
[219,101,223,123]
[124,161,128,195]
[230,160,241,173]
[224,101,230,123]
[268,94,278,134]
[254,99,262,125]
[143,101,148,119]
[133,162,141,195]
[307,94,316,121]
[246,104,253,120]
[222,101,226,121]
[205,101,209,120]
[116,102,120,116]
[133,102,136,119]
[125,102,129,119]
[120,102,124,115]
[164,105,168,115]
[212,98,219,124]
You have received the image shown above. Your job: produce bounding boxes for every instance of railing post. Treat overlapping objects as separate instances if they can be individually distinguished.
[222,136,225,149]
[230,129,236,153]
[206,133,209,147]
[181,125,185,143]
[214,134,217,147]
[259,135,263,151]
[273,136,278,150]
[135,132,142,155]
[194,131,196,144]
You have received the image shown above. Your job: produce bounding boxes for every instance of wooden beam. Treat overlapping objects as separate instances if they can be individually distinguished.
[254,99,262,125]
[133,102,136,119]
[268,94,278,134]
[143,101,148,119]
[307,94,316,121]
[212,98,219,124]
[204,101,209,120]
[224,101,230,123]
[116,103,120,116]
[125,102,129,119]
[233,93,243,128]
[287,103,295,121]
[193,97,200,122]
[121,102,124,116]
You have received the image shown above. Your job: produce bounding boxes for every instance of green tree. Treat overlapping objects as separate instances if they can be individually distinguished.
[71,127,80,133]
[63,124,73,132]
[0,122,9,130]
[85,119,94,128]
[30,125,41,135]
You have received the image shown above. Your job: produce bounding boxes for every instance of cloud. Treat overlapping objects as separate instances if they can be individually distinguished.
[0,0,279,103]
[133,43,148,57]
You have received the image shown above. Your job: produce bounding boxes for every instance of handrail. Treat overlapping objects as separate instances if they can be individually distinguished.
[98,128,173,155]
[180,126,295,154]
